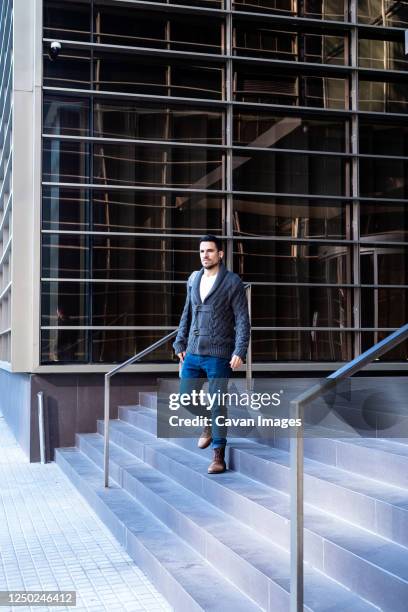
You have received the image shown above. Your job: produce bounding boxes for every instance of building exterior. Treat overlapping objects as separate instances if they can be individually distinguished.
[0,0,407,458]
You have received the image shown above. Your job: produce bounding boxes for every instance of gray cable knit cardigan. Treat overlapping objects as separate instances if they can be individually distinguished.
[173,262,250,360]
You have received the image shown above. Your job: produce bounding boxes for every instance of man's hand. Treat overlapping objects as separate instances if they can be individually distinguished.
[230,355,243,370]
[177,351,186,362]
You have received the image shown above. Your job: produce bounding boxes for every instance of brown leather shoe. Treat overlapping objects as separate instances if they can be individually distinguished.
[208,447,226,474]
[198,426,212,449]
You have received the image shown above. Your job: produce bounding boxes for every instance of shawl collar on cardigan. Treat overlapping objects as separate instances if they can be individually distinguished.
[192,261,229,305]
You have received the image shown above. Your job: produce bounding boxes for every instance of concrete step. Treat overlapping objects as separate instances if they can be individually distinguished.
[78,431,378,612]
[132,393,408,492]
[55,446,262,612]
[107,412,408,612]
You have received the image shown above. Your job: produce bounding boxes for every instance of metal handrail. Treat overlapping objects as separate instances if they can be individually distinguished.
[103,283,253,487]
[103,329,177,487]
[290,322,408,612]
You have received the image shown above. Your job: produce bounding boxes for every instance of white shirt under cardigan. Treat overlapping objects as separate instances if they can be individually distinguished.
[200,273,218,302]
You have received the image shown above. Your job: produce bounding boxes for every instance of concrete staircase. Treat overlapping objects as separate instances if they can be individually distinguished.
[56,387,408,611]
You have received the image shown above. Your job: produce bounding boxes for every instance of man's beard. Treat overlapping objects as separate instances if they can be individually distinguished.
[203,261,218,269]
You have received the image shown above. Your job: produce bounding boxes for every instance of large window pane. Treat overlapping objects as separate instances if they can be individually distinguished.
[233,197,347,238]
[362,334,408,360]
[252,285,352,327]
[41,330,88,363]
[233,239,352,283]
[234,65,347,109]
[234,23,346,65]
[42,187,88,231]
[93,144,225,189]
[43,47,91,89]
[43,96,89,137]
[42,234,89,278]
[93,5,222,54]
[358,0,408,27]
[92,237,204,281]
[304,0,346,21]
[360,202,408,241]
[361,288,408,329]
[43,0,90,42]
[359,79,408,113]
[93,100,224,144]
[233,151,347,195]
[92,190,223,234]
[233,0,346,21]
[252,330,352,361]
[92,283,185,326]
[234,112,347,152]
[360,121,408,156]
[43,140,89,183]
[360,159,408,199]
[41,281,88,326]
[360,246,408,285]
[359,38,408,72]
[94,52,223,99]
[92,331,176,363]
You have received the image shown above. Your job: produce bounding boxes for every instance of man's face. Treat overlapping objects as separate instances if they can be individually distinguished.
[200,241,223,269]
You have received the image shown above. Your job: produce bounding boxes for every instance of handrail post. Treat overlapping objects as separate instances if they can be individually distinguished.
[246,284,253,392]
[104,374,110,488]
[290,400,304,612]
[37,391,46,464]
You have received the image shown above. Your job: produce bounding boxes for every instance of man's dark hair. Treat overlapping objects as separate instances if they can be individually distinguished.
[199,234,223,252]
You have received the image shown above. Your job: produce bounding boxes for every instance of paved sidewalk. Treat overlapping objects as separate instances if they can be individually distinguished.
[0,413,172,612]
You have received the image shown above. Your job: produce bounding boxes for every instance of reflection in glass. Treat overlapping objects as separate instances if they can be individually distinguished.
[233,151,346,196]
[43,0,90,42]
[251,285,352,327]
[42,234,89,278]
[92,237,203,281]
[359,38,408,72]
[41,330,88,363]
[92,283,186,326]
[94,52,223,99]
[93,5,222,54]
[41,281,88,326]
[93,100,224,144]
[92,331,176,363]
[233,0,346,21]
[233,197,347,238]
[43,96,89,136]
[362,288,408,330]
[362,334,408,360]
[234,66,347,109]
[234,112,347,152]
[252,330,352,361]
[304,0,346,21]
[360,159,408,199]
[358,0,408,27]
[43,140,89,183]
[360,122,408,156]
[234,24,345,65]
[92,191,223,234]
[233,240,351,284]
[233,0,294,15]
[93,144,225,189]
[42,187,88,231]
[360,246,408,285]
[359,80,408,113]
[43,48,91,89]
[360,202,408,241]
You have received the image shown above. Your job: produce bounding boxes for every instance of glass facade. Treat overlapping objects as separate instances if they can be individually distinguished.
[0,0,13,362]
[41,0,408,364]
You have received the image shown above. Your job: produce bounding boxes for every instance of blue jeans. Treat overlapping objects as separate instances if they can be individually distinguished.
[180,353,232,448]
